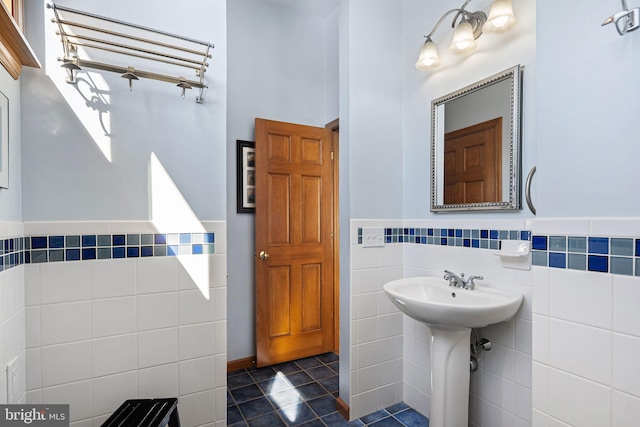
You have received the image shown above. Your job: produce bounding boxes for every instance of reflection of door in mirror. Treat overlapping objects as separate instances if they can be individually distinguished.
[443,117,502,204]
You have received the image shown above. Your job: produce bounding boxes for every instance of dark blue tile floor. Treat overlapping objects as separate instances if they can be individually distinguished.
[227,353,429,426]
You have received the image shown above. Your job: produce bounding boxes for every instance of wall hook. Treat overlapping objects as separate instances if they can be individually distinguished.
[60,60,81,83]
[121,67,139,91]
[177,78,192,99]
[602,0,640,35]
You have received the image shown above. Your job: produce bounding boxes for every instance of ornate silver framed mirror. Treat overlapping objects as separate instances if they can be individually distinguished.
[431,65,522,212]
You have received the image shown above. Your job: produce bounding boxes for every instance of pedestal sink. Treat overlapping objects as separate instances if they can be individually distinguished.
[383,276,523,427]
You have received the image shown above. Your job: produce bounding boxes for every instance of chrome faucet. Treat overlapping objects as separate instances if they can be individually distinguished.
[443,270,483,290]
[443,270,465,288]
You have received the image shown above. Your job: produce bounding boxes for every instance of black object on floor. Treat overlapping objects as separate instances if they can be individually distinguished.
[101,398,180,427]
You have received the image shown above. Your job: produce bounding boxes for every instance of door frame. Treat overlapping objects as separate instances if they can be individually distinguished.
[226,118,340,371]
[326,118,340,353]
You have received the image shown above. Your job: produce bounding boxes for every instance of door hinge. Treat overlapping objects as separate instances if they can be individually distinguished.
[331,151,334,160]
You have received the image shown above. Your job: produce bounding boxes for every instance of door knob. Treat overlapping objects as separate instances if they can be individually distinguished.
[259,250,270,261]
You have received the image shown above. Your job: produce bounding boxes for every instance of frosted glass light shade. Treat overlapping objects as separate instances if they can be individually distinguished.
[450,20,476,54]
[415,38,440,71]
[484,0,517,33]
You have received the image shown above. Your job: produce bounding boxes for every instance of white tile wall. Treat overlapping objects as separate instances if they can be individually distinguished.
[92,371,138,417]
[404,219,532,427]
[613,275,640,336]
[137,328,179,368]
[40,302,92,345]
[349,220,404,420]
[0,222,26,405]
[351,219,533,426]
[350,217,640,426]
[92,334,138,377]
[24,221,227,426]
[138,363,179,397]
[10,214,638,426]
[41,380,93,421]
[548,367,611,427]
[532,218,640,427]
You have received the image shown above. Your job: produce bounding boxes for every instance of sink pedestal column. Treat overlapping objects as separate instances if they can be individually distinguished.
[429,326,471,427]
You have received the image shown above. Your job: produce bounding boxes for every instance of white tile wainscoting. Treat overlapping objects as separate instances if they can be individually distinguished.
[349,220,405,420]
[0,222,27,407]
[22,221,228,426]
[3,217,639,426]
[350,218,640,427]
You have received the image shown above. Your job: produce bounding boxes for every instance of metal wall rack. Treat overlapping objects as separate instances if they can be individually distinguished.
[47,3,214,103]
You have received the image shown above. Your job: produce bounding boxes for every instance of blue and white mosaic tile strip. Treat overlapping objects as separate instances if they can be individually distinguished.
[357,227,640,277]
[0,236,25,272]
[0,232,215,272]
[358,227,531,250]
[531,235,639,276]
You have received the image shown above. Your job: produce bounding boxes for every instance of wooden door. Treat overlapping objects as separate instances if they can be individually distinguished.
[255,118,335,367]
[443,117,502,204]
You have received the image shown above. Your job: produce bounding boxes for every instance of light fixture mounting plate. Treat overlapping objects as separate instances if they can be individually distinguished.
[468,11,487,39]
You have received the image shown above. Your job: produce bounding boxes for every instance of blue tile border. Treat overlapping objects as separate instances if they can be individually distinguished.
[364,227,531,248]
[357,226,640,277]
[532,234,638,276]
[0,232,215,273]
[372,227,532,247]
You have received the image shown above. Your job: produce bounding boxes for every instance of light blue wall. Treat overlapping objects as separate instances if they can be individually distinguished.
[21,0,227,221]
[226,0,338,360]
[402,0,536,219]
[338,0,352,405]
[347,0,404,220]
[537,1,640,217]
[0,67,22,221]
[326,8,340,122]
[338,0,403,404]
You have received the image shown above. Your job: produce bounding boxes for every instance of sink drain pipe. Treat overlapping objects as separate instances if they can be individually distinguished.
[470,356,478,372]
[470,328,492,372]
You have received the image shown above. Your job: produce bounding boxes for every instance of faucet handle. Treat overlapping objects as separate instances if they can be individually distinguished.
[466,275,484,288]
[443,270,459,287]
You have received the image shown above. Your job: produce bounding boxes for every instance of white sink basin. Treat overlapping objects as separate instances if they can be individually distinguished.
[383,276,523,329]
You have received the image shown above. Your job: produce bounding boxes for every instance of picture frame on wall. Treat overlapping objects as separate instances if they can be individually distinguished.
[0,90,9,189]
[237,140,255,213]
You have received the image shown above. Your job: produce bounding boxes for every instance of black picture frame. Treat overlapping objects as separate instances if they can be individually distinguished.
[236,140,256,213]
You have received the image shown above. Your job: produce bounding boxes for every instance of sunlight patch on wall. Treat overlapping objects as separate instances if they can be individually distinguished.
[150,152,209,300]
[44,6,112,162]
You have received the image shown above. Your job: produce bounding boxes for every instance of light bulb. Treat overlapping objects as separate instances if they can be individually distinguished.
[450,20,476,54]
[415,38,439,71]
[484,0,517,33]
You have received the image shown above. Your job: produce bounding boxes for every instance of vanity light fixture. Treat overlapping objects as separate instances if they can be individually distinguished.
[415,0,516,71]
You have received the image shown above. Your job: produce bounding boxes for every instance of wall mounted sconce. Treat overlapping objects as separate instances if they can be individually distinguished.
[415,0,516,71]
[602,0,639,35]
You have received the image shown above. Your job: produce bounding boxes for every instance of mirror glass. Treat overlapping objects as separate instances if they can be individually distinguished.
[431,65,522,212]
